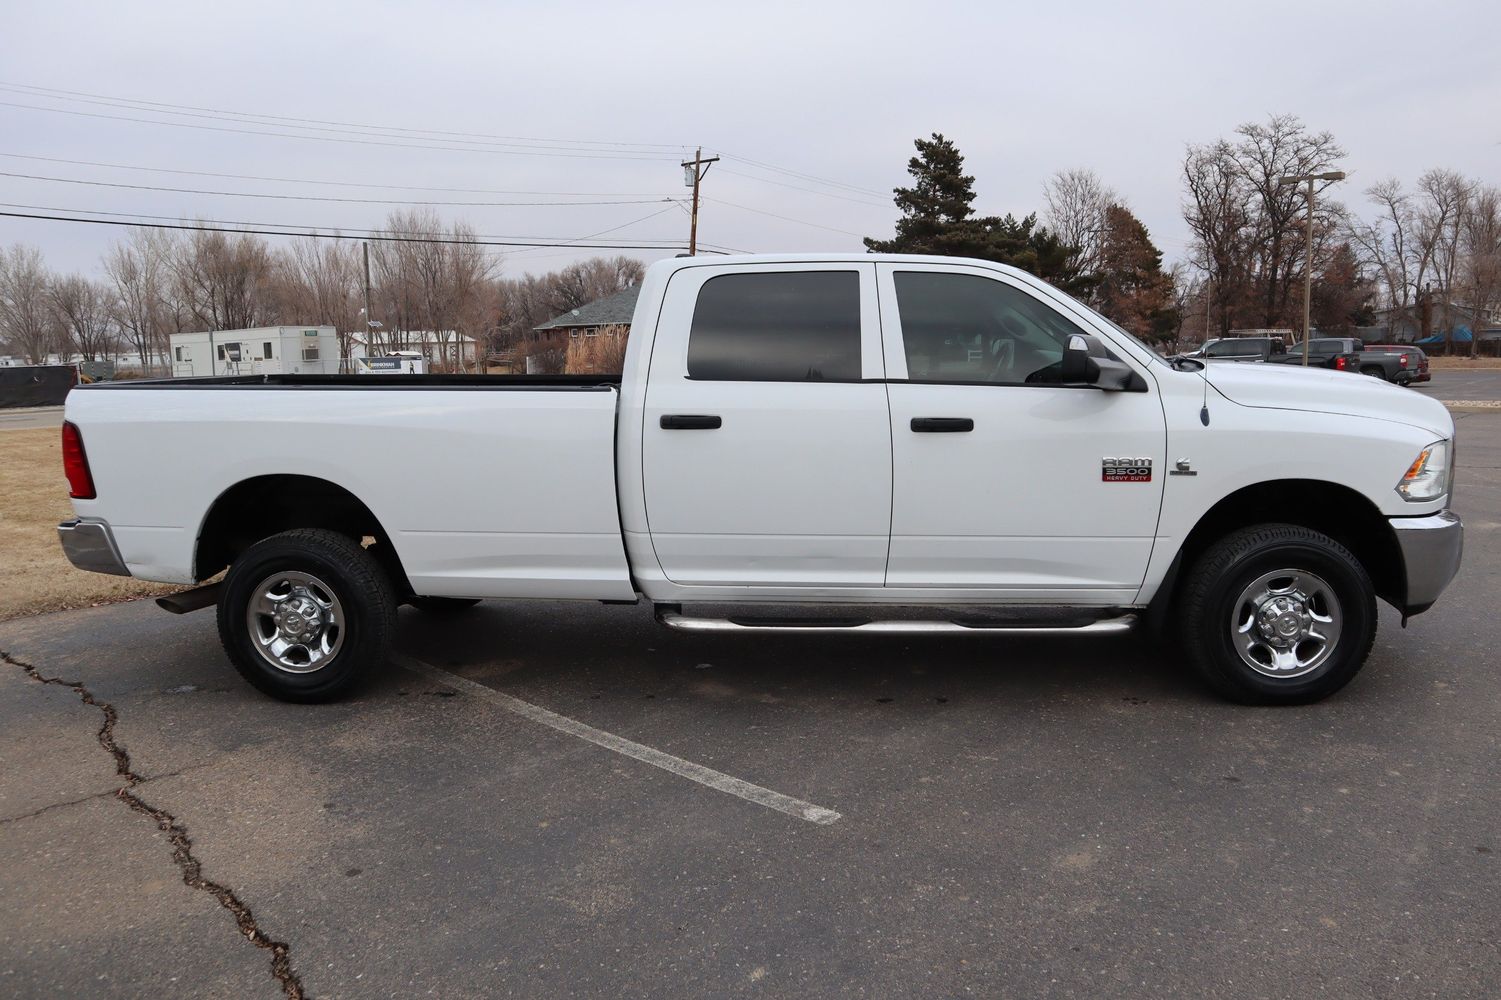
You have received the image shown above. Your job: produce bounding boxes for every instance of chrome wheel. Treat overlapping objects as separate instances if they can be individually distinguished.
[1231,569,1342,678]
[246,571,345,674]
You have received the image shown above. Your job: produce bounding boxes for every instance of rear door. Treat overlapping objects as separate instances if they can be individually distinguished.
[640,262,891,588]
[877,263,1166,600]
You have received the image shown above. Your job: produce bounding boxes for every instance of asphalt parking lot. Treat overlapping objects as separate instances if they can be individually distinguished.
[0,406,65,431]
[1410,367,1501,403]
[2,412,1497,999]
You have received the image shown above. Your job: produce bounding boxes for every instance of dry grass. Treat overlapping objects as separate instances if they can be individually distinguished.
[1429,356,1501,370]
[0,427,176,620]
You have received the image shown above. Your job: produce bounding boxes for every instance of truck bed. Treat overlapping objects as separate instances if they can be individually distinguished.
[65,376,637,600]
[79,373,623,390]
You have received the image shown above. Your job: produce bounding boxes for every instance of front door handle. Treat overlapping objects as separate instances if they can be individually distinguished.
[910,417,974,433]
[660,414,722,430]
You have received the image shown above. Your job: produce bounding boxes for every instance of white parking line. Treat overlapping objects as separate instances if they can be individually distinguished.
[394,654,841,826]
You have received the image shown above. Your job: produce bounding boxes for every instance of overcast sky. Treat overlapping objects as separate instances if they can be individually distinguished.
[2,0,1497,280]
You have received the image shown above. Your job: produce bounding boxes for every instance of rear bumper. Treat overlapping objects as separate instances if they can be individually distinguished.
[1390,511,1463,615]
[57,519,130,576]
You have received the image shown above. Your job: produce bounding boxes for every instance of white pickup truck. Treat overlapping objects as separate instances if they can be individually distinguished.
[58,254,1462,705]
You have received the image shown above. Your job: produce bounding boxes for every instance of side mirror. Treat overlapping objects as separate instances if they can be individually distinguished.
[1060,334,1092,382]
[1061,333,1136,391]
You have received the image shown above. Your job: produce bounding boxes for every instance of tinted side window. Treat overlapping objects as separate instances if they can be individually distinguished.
[687,271,861,381]
[893,271,1086,383]
[1207,339,1261,357]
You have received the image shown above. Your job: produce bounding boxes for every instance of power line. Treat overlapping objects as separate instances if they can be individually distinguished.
[0,101,680,162]
[0,205,697,249]
[0,170,681,208]
[704,197,867,238]
[0,152,680,197]
[0,87,676,156]
[716,167,890,209]
[0,83,891,205]
[504,204,684,259]
[0,81,691,151]
[714,150,888,199]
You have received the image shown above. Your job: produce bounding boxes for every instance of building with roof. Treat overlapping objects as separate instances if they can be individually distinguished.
[533,285,642,340]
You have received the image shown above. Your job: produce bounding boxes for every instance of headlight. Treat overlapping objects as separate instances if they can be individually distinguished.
[1396,439,1451,502]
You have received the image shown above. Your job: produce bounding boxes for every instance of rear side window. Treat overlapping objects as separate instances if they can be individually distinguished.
[687,271,861,381]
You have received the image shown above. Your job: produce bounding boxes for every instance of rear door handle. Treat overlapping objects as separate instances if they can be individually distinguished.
[660,414,722,430]
[910,417,974,433]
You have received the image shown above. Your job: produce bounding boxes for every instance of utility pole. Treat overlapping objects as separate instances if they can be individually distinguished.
[680,147,719,255]
[1277,170,1345,365]
[362,241,375,362]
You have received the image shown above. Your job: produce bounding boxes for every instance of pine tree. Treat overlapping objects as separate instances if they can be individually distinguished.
[865,134,1090,295]
[863,133,977,255]
[1093,204,1177,342]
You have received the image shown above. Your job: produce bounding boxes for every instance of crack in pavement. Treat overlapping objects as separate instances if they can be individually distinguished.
[2,648,308,1000]
[0,764,213,827]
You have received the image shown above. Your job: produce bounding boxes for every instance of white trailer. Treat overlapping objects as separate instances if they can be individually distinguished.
[169,327,340,377]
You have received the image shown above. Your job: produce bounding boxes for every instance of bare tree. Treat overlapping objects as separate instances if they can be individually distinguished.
[1460,184,1501,357]
[1413,169,1472,348]
[0,244,58,363]
[1042,168,1119,291]
[169,227,275,330]
[371,211,497,370]
[547,256,645,314]
[50,274,118,361]
[1182,115,1346,334]
[275,237,361,368]
[1347,179,1415,314]
[103,229,170,374]
[1183,139,1252,336]
[1231,115,1346,328]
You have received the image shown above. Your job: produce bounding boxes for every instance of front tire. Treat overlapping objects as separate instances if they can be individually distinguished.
[1179,524,1376,705]
[217,529,396,703]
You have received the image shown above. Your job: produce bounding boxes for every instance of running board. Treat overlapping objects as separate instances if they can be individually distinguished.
[656,611,1138,635]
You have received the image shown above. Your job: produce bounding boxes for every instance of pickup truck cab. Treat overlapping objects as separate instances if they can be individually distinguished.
[57,254,1463,705]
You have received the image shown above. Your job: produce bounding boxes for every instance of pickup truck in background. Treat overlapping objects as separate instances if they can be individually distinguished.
[1360,344,1431,385]
[1191,336,1363,371]
[57,254,1463,706]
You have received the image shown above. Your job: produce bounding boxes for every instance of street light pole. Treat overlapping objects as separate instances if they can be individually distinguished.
[1277,170,1346,366]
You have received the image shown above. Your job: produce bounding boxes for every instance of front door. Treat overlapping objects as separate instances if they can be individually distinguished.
[877,263,1166,601]
[640,262,891,588]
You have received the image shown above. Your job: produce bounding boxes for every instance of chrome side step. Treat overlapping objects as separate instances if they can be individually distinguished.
[656,612,1138,636]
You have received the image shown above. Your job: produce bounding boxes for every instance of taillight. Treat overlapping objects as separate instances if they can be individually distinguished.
[1335,357,1348,370]
[1399,354,1409,368]
[61,421,96,500]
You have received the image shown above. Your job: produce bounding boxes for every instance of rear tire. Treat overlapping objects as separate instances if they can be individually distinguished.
[1179,524,1376,705]
[1360,366,1385,379]
[407,596,482,614]
[217,529,395,703]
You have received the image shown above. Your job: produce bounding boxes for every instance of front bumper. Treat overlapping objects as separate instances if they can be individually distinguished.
[1390,511,1463,615]
[57,519,131,576]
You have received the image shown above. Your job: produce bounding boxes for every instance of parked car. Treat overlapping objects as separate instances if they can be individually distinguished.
[1362,344,1431,385]
[1192,336,1363,372]
[57,254,1463,706]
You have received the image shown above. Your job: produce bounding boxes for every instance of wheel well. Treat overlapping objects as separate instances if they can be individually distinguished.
[1157,480,1404,615]
[195,475,410,593]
